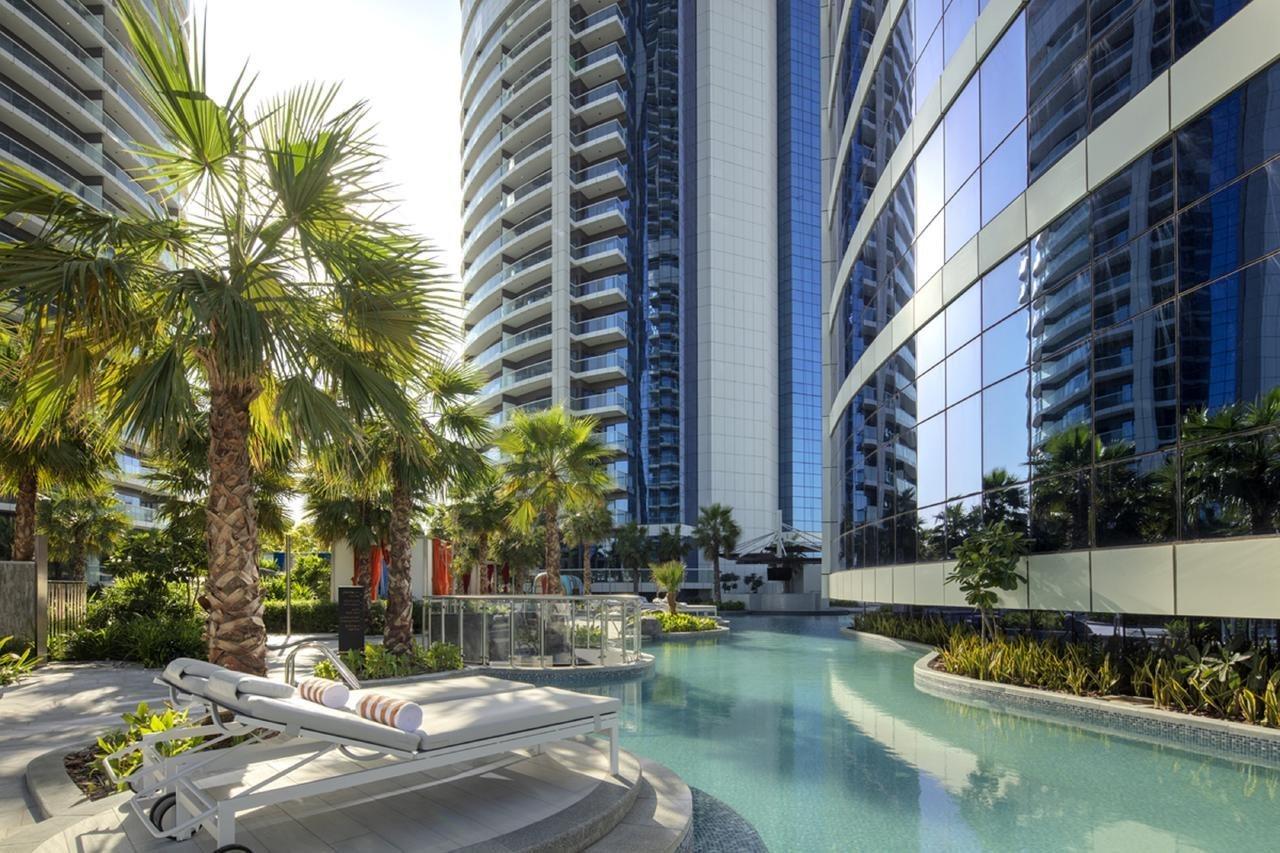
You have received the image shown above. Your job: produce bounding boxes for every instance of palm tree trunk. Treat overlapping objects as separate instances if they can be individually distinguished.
[632,562,639,595]
[205,382,267,675]
[11,469,37,561]
[712,552,722,606]
[384,473,414,656]
[544,507,562,594]
[582,544,592,595]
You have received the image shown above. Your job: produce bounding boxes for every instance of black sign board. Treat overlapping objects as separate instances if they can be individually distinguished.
[337,586,366,652]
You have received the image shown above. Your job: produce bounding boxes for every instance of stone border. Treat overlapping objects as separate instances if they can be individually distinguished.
[655,626,730,643]
[25,747,129,821]
[914,651,1280,770]
[687,787,767,853]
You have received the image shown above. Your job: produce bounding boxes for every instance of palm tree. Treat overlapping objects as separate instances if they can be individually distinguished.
[496,407,613,594]
[691,504,741,606]
[650,561,685,615]
[0,4,450,673]
[612,521,649,594]
[563,499,613,595]
[37,480,129,581]
[373,363,489,654]
[445,472,508,597]
[492,519,545,594]
[301,452,391,609]
[655,526,686,562]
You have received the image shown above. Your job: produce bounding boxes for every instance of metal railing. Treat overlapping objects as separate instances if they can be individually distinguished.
[424,595,644,668]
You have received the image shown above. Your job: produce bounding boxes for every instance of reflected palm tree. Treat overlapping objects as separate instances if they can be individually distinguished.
[1181,389,1280,536]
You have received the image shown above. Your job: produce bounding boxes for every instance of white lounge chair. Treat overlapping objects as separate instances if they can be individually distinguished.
[108,659,620,851]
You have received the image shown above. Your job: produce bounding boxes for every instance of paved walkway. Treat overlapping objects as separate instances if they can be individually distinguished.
[0,636,339,840]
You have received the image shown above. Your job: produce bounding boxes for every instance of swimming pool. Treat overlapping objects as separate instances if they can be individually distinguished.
[586,615,1280,852]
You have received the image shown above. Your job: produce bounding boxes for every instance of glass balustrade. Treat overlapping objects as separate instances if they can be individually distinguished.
[570,197,627,223]
[424,595,643,668]
[571,274,628,299]
[570,236,627,261]
[571,81,625,111]
[571,311,627,336]
[570,43,626,72]
[570,3,624,36]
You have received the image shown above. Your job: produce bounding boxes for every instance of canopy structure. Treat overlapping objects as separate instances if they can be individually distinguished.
[729,523,821,581]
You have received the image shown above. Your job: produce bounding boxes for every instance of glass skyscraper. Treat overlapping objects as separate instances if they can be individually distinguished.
[822,0,1280,618]
[460,0,825,593]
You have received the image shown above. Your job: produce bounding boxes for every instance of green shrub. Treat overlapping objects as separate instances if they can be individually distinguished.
[0,636,37,686]
[653,612,718,633]
[851,610,965,647]
[719,600,745,611]
[96,703,198,791]
[313,641,463,681]
[261,599,423,634]
[260,555,331,602]
[56,615,205,667]
[84,575,194,629]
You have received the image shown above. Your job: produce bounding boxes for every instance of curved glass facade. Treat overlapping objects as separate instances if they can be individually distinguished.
[831,54,1280,571]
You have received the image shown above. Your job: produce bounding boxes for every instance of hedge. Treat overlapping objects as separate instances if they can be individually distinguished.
[262,599,424,634]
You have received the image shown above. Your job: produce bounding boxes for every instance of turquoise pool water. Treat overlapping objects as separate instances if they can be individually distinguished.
[586,615,1280,852]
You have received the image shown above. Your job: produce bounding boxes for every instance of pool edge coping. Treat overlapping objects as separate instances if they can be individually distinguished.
[912,650,1280,770]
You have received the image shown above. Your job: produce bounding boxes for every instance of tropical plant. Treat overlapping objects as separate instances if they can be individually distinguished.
[563,498,613,595]
[97,703,198,792]
[744,572,765,593]
[654,526,686,562]
[0,636,37,686]
[0,3,451,674]
[946,521,1029,641]
[38,480,129,580]
[851,610,962,647]
[650,560,686,615]
[1181,389,1280,535]
[302,449,391,606]
[692,503,741,606]
[612,520,649,595]
[492,518,545,594]
[651,612,717,633]
[496,407,613,594]
[312,641,462,681]
[445,469,507,596]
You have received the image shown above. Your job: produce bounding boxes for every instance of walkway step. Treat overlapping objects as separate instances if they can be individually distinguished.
[582,758,692,853]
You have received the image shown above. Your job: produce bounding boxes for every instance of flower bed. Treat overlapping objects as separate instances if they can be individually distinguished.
[650,612,720,633]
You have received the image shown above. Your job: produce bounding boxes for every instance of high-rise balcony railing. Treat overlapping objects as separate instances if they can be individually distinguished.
[572,349,628,376]
[465,243,552,312]
[464,56,552,157]
[0,132,101,206]
[571,273,628,301]
[571,388,630,417]
[479,358,553,398]
[461,0,546,99]
[571,311,627,339]
[570,3,626,50]
[473,321,553,369]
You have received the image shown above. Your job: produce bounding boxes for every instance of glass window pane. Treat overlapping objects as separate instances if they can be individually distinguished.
[1093,302,1178,455]
[946,283,982,353]
[1174,0,1250,57]
[915,216,945,287]
[1089,1,1172,129]
[1029,60,1088,181]
[1095,452,1178,546]
[1031,341,1093,471]
[916,130,945,230]
[1179,255,1280,420]
[915,28,944,110]
[947,394,983,498]
[1028,0,1086,93]
[983,308,1031,386]
[1031,204,1092,298]
[916,314,946,372]
[1031,266,1091,357]
[1091,141,1175,256]
[945,77,980,199]
[979,13,1027,158]
[946,172,982,259]
[918,503,947,561]
[917,362,946,421]
[983,370,1032,483]
[947,338,982,406]
[982,120,1028,225]
[917,414,947,508]
[1092,219,1177,330]
[945,495,983,557]
[915,0,944,54]
[1178,160,1280,292]
[1031,469,1092,551]
[982,248,1031,328]
[894,510,918,563]
[984,482,1031,532]
[1183,429,1280,538]
[944,0,978,65]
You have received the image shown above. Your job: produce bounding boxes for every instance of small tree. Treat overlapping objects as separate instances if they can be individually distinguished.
[38,480,129,581]
[612,521,649,594]
[692,503,741,606]
[651,560,685,615]
[946,521,1029,641]
[654,526,686,562]
[563,499,613,595]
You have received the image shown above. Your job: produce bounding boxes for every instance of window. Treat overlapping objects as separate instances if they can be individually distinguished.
[979,14,1027,158]
[982,249,1030,328]
[983,309,1031,386]
[982,121,1029,225]
[983,370,1032,483]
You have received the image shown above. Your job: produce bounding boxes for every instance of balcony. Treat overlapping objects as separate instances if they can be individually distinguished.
[572,274,628,310]
[571,43,627,89]
[465,243,552,316]
[571,388,630,419]
[478,358,553,402]
[571,3,626,52]
[473,321,553,371]
[490,396,554,427]
[0,132,102,207]
[571,236,627,273]
[463,57,552,171]
[571,311,628,346]
[572,349,628,381]
[464,7,551,108]
[570,119,627,162]
[570,157,626,199]
[571,196,627,235]
[571,81,626,125]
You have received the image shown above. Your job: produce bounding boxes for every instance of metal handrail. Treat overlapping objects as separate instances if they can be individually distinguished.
[282,640,362,690]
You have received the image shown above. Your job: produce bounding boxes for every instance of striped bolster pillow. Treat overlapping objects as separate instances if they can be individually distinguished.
[355,693,423,733]
[298,677,349,709]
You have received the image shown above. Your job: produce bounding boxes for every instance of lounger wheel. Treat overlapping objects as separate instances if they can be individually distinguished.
[214,846,253,853]
[148,793,176,835]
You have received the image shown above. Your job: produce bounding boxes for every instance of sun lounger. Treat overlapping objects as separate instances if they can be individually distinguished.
[111,660,620,851]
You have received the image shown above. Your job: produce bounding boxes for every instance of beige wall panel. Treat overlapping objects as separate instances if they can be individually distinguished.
[1028,551,1091,611]
[1091,545,1175,614]
[1176,538,1280,619]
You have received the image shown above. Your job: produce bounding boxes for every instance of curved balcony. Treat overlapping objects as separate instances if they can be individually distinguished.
[571,43,627,90]
[571,274,629,310]
[462,99,553,216]
[571,311,628,347]
[463,87,552,177]
[472,321,553,372]
[490,396,553,427]
[466,19,552,125]
[462,0,548,104]
[570,81,626,125]
[571,3,626,52]
[465,243,552,317]
[571,197,627,235]
[462,56,552,174]
[0,132,101,206]
[570,119,626,163]
[464,204,552,284]
[571,388,630,419]
[571,348,628,381]
[464,280,553,354]
[571,235,627,274]
[570,157,626,199]
[477,358,554,405]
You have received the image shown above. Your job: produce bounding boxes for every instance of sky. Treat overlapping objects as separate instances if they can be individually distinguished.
[203,0,466,290]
